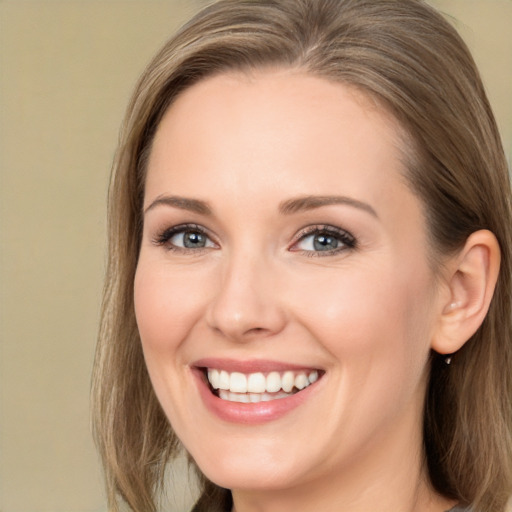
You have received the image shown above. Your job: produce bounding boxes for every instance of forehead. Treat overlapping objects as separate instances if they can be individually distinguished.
[146,69,412,214]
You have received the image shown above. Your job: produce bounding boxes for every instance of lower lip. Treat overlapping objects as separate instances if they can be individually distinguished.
[193,369,321,424]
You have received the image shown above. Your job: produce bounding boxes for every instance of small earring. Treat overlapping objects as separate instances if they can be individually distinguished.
[444,355,452,365]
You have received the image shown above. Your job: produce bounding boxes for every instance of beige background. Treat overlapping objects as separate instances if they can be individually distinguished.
[0,1,510,511]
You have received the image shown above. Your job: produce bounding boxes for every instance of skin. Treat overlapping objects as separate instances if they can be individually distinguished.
[134,69,459,512]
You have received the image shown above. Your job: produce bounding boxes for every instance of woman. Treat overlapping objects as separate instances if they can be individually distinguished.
[91,1,512,511]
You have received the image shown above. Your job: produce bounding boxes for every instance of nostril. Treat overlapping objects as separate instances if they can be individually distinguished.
[241,326,274,339]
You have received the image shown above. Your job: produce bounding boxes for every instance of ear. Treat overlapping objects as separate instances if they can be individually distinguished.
[431,229,501,355]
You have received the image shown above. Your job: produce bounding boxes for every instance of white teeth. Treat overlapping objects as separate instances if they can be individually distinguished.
[266,371,281,392]
[247,372,266,393]
[249,393,262,403]
[208,369,220,389]
[206,368,321,398]
[282,371,295,392]
[294,373,309,390]
[219,370,230,390]
[230,372,247,393]
[219,390,250,402]
[220,390,294,403]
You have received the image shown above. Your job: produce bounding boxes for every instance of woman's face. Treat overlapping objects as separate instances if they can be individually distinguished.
[135,70,443,493]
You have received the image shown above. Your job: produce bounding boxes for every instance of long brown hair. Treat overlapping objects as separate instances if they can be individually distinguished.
[91,1,512,510]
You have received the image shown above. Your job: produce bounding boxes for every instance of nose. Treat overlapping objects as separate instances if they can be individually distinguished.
[205,252,287,341]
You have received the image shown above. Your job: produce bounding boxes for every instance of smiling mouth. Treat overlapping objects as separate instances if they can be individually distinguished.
[203,368,323,403]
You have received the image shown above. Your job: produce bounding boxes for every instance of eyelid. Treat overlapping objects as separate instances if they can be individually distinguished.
[151,223,218,251]
[150,222,355,255]
[290,224,356,255]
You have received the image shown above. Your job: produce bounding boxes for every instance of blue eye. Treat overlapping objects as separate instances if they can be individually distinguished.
[293,226,355,254]
[171,230,213,249]
[153,225,216,251]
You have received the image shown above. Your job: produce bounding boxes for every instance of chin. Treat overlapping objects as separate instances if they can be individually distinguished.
[184,432,318,493]
[199,458,306,492]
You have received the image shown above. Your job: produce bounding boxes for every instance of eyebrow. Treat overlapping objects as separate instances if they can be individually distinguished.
[144,195,212,216]
[144,194,378,218]
[279,195,378,218]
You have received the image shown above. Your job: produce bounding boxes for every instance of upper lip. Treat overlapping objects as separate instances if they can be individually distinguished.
[193,358,322,374]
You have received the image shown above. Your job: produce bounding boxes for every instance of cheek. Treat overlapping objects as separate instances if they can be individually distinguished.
[304,265,434,443]
[286,261,435,387]
[133,261,209,358]
[133,260,212,428]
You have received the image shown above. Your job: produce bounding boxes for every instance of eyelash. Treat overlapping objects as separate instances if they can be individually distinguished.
[152,224,215,254]
[291,225,356,257]
[151,223,356,256]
